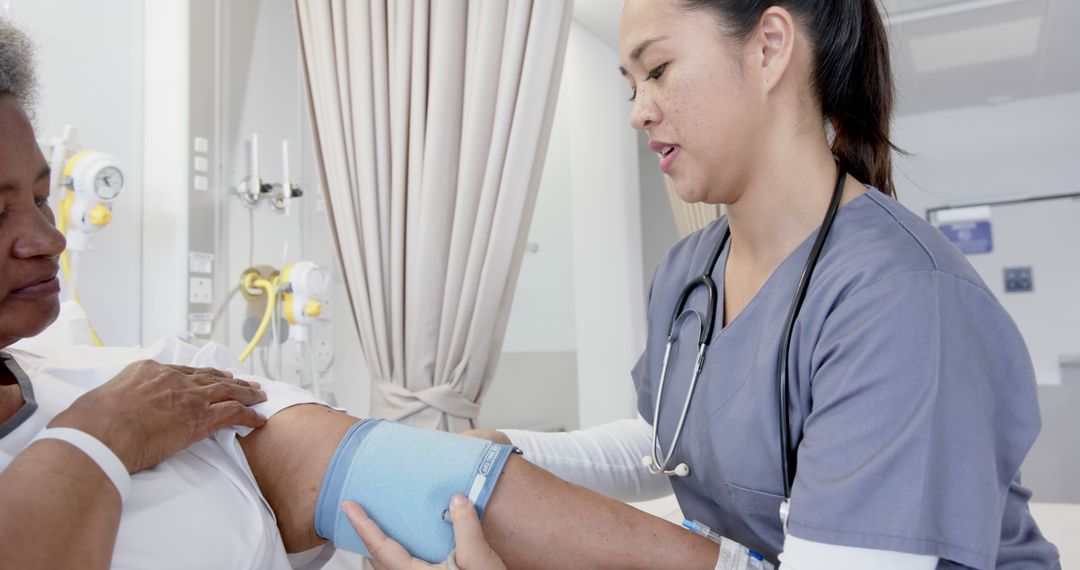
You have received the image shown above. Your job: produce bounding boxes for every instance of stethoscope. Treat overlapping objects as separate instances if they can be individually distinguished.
[642,163,847,520]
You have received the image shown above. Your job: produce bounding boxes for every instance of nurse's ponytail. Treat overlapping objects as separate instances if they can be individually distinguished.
[820,0,898,198]
[684,0,900,197]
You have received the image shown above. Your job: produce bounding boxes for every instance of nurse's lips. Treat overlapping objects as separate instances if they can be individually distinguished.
[649,140,681,174]
[10,272,61,297]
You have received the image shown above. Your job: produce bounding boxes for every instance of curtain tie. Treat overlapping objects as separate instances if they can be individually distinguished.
[369,381,481,422]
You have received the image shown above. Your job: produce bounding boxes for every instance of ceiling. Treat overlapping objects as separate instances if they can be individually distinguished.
[572,0,1080,116]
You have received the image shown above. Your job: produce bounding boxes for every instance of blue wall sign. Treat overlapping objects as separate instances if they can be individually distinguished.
[938,221,993,255]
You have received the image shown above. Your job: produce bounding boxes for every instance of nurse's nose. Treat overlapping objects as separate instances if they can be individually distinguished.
[629,89,661,131]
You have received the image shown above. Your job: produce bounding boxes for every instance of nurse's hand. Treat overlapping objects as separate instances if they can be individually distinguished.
[345,494,506,570]
[49,360,268,473]
[460,429,511,446]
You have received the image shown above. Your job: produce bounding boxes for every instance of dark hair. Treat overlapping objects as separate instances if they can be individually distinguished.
[684,0,899,197]
[0,18,37,113]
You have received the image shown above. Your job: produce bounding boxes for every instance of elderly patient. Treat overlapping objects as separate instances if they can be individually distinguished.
[0,19,717,570]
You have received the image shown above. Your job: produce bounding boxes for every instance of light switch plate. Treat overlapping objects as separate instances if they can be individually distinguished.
[1004,266,1033,293]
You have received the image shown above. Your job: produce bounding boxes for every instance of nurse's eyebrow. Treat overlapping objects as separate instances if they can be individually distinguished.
[618,36,669,76]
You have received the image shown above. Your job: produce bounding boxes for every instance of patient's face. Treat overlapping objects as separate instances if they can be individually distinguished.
[0,94,65,348]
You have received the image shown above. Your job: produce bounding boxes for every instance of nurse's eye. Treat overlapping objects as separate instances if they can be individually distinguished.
[34,195,49,209]
[628,63,669,102]
[647,63,668,81]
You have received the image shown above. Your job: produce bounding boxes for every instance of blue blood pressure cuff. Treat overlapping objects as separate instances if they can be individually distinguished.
[314,420,518,563]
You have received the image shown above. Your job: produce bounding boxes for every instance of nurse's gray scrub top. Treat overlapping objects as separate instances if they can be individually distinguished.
[633,188,1060,569]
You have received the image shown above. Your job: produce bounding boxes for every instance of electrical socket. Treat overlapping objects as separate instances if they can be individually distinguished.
[314,339,333,370]
[189,277,213,304]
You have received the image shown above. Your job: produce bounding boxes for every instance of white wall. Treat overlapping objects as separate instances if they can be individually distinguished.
[500,88,577,354]
[566,23,645,428]
[7,0,146,346]
[141,0,189,346]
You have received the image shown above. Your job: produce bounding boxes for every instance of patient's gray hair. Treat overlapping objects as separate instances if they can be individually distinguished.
[0,17,37,112]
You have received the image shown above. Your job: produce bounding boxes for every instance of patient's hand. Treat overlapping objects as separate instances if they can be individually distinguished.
[345,494,506,570]
[51,360,268,473]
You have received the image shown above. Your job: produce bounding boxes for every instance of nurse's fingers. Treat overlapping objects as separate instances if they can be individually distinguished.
[448,495,506,570]
[342,502,439,570]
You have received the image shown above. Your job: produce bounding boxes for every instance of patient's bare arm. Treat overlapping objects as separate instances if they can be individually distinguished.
[239,404,718,569]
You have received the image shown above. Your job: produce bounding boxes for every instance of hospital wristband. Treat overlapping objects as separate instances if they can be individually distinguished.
[715,537,774,570]
[31,427,132,501]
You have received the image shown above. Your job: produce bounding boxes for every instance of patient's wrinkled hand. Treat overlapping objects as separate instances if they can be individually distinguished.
[49,360,267,473]
[345,494,506,570]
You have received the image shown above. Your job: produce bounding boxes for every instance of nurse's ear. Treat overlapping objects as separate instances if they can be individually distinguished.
[748,6,797,95]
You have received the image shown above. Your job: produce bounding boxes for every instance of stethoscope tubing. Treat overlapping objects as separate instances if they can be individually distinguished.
[775,165,846,498]
[647,231,730,477]
[648,162,848,502]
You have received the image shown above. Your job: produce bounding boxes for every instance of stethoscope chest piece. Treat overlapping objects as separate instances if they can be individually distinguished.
[642,454,690,477]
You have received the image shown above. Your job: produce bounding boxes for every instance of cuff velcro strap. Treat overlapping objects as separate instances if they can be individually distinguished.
[31,427,132,501]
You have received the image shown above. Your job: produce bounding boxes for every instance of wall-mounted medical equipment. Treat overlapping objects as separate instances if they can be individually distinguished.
[281,261,327,341]
[40,126,127,347]
[238,266,281,363]
[59,150,124,250]
[235,133,303,214]
[280,261,328,399]
[222,261,330,398]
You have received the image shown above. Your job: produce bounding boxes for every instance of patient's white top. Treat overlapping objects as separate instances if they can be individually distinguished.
[0,305,327,569]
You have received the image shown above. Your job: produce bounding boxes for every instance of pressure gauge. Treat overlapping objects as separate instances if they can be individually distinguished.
[65,150,125,203]
[94,165,124,201]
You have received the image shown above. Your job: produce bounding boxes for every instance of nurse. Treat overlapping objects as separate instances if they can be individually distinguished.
[365,0,1062,568]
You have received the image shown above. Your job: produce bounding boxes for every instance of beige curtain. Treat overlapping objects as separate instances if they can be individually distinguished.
[665,175,725,237]
[295,0,572,430]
